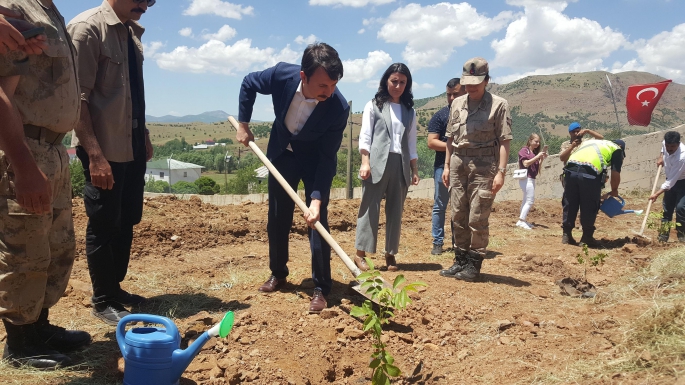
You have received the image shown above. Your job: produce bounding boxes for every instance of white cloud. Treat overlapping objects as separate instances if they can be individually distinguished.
[377,3,515,69]
[309,0,395,7]
[413,82,435,90]
[179,28,193,37]
[491,2,626,75]
[184,0,254,19]
[357,28,365,34]
[294,34,318,45]
[340,50,393,83]
[624,23,685,82]
[143,41,165,58]
[202,25,237,42]
[505,0,575,11]
[497,59,605,84]
[154,39,299,76]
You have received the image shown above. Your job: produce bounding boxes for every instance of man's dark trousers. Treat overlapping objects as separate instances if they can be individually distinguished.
[663,178,685,231]
[76,132,146,304]
[562,169,603,233]
[267,151,332,296]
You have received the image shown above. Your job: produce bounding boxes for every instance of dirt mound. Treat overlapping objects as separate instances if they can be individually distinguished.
[2,195,682,384]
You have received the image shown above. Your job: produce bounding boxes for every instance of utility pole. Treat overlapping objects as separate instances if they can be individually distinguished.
[168,153,173,191]
[345,101,353,199]
[605,74,622,138]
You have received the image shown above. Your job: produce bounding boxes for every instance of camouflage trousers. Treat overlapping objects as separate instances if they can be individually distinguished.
[0,139,75,325]
[449,154,496,255]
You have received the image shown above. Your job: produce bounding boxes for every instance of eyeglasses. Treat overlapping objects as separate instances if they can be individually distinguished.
[133,0,156,6]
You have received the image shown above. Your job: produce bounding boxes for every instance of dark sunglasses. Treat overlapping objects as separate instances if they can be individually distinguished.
[133,0,156,6]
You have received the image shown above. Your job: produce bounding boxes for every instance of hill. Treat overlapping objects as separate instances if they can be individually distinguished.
[146,110,232,124]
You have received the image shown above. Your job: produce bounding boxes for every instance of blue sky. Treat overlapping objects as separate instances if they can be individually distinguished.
[59,0,685,120]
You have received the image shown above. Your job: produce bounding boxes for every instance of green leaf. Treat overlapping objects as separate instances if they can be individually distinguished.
[350,306,369,318]
[383,351,394,365]
[357,272,372,281]
[373,368,390,385]
[365,257,375,270]
[385,364,401,377]
[369,358,381,369]
[392,275,406,289]
[363,316,377,332]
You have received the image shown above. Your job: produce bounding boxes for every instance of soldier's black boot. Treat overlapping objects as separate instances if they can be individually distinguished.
[2,319,72,369]
[439,249,468,277]
[657,231,669,243]
[453,253,483,282]
[677,229,685,243]
[561,229,576,245]
[35,308,91,351]
[579,230,601,248]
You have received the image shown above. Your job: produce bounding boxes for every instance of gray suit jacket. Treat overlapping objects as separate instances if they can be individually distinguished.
[368,102,414,185]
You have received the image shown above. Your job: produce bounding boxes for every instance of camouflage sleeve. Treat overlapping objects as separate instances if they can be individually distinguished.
[67,21,98,101]
[445,106,460,138]
[498,100,513,141]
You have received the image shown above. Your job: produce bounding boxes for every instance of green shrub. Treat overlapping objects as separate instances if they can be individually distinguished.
[144,179,170,193]
[171,181,199,194]
[69,160,85,198]
[194,176,220,195]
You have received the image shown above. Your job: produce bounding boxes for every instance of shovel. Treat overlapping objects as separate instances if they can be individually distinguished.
[634,164,662,239]
[227,116,391,304]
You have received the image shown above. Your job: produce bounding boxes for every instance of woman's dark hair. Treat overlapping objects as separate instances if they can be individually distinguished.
[301,42,343,81]
[374,63,413,110]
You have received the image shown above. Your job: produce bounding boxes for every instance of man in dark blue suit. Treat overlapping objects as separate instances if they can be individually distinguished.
[237,43,349,313]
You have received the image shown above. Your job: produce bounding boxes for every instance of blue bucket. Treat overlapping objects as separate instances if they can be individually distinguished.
[600,196,625,218]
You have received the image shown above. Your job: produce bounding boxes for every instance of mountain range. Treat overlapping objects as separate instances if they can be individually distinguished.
[146,110,232,124]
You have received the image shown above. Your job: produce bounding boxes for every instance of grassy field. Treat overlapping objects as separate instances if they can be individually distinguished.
[146,121,235,146]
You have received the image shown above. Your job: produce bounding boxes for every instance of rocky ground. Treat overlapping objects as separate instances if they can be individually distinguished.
[0,195,683,384]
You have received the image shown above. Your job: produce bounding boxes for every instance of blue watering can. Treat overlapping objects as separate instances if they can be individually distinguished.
[116,312,234,385]
[600,196,643,218]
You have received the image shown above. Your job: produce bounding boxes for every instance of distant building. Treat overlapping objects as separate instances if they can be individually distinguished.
[192,144,209,150]
[146,159,204,184]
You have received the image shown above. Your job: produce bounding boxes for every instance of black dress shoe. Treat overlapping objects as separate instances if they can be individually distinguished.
[36,308,91,351]
[92,301,131,326]
[115,289,147,306]
[431,244,444,255]
[309,289,327,313]
[258,276,286,292]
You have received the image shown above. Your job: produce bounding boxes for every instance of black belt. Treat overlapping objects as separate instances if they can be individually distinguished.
[24,124,66,145]
[454,147,496,157]
[564,165,600,179]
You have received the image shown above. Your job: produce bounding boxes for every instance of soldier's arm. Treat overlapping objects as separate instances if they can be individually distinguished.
[69,22,114,190]
[0,75,51,214]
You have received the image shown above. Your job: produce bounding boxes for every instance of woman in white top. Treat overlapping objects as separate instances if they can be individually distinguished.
[353,63,419,272]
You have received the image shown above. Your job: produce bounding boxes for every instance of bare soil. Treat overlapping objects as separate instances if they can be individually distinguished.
[1,195,682,384]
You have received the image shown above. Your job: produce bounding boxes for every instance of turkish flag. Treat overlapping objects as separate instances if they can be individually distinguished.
[626,80,672,126]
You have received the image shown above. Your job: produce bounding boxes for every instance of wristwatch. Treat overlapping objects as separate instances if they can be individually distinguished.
[497,167,506,175]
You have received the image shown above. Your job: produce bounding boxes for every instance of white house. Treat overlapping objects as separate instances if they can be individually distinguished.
[146,159,204,185]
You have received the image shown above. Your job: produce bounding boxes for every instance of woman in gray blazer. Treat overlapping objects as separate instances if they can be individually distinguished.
[354,63,420,272]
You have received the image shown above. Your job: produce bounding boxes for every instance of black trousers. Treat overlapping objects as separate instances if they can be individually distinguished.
[267,151,332,296]
[562,169,603,234]
[76,144,146,304]
[663,178,685,232]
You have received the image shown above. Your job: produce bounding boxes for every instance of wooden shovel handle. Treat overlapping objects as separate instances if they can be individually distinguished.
[227,116,362,277]
[638,164,663,236]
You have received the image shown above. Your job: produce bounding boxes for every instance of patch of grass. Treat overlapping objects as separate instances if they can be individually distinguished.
[532,246,685,383]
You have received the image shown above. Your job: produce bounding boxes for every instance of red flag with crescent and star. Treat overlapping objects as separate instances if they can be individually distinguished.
[626,80,672,126]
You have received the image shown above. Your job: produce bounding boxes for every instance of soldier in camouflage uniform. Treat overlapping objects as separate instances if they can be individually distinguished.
[439,57,512,282]
[0,0,90,369]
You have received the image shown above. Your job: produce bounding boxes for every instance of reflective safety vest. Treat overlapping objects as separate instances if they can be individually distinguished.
[567,139,621,174]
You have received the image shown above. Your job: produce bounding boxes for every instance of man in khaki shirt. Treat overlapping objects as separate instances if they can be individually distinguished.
[0,0,90,370]
[68,0,154,326]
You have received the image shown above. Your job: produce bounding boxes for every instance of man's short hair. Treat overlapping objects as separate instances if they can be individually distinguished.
[301,42,343,81]
[664,131,681,144]
[446,78,460,88]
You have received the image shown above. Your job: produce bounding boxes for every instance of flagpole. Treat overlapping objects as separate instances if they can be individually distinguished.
[605,74,622,137]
